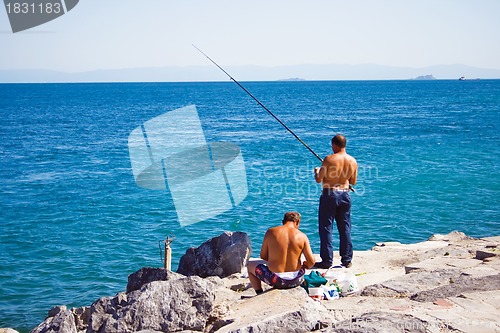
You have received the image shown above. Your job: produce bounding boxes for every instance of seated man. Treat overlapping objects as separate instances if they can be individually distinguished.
[247,212,316,295]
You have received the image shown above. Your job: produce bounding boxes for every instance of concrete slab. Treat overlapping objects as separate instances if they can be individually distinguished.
[405,257,483,273]
[372,240,449,252]
[481,236,500,243]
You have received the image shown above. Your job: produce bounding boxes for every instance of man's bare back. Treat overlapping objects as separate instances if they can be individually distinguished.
[315,151,358,189]
[246,212,316,294]
[260,223,314,272]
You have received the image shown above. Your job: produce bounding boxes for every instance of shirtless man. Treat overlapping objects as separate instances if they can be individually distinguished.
[247,212,315,295]
[313,134,358,269]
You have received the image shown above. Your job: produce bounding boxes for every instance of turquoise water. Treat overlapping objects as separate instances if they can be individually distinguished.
[1,80,499,331]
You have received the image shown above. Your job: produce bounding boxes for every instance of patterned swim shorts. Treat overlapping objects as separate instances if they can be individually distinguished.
[254,264,306,289]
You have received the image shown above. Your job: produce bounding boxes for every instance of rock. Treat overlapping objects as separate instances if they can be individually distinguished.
[177,231,252,278]
[71,306,90,332]
[88,276,217,333]
[334,311,429,333]
[374,241,402,247]
[0,329,20,333]
[405,257,482,274]
[433,298,454,308]
[214,287,330,333]
[361,283,402,298]
[126,267,183,293]
[47,306,67,318]
[411,273,500,302]
[476,249,498,260]
[361,270,460,298]
[27,231,500,333]
[30,309,77,333]
[30,306,89,333]
[428,231,472,242]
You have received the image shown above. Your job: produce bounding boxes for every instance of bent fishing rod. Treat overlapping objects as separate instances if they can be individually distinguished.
[193,45,356,192]
[193,44,323,163]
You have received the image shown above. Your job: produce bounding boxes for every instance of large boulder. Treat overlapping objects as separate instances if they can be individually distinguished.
[177,231,251,278]
[88,276,217,333]
[126,267,183,293]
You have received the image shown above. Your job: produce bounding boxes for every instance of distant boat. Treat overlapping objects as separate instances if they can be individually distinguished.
[459,76,466,80]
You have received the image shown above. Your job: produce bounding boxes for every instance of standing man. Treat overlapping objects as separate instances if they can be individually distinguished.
[246,212,316,295]
[313,134,358,269]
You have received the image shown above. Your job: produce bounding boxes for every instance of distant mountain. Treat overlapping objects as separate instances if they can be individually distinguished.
[1,64,499,83]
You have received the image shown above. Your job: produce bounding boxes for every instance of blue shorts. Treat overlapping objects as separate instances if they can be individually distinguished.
[254,264,306,289]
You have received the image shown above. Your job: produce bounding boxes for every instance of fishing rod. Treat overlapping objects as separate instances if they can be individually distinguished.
[194,45,356,192]
[192,44,323,163]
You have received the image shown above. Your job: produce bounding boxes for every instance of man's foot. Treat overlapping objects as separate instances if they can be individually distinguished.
[342,262,352,268]
[313,261,333,269]
[241,288,264,299]
[241,294,258,299]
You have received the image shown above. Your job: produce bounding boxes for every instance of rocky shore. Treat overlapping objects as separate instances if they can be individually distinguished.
[4,231,499,333]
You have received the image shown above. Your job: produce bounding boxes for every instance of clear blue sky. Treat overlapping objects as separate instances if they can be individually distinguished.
[1,0,499,73]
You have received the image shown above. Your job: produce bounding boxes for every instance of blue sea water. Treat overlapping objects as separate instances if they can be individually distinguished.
[0,80,499,331]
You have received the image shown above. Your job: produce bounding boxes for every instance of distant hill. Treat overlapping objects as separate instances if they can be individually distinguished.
[277,78,307,82]
[1,64,499,83]
[412,74,437,80]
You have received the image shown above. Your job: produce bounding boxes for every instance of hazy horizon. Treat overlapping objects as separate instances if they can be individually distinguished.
[1,1,499,79]
[1,62,499,83]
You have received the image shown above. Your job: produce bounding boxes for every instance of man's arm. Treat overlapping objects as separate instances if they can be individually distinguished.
[301,235,316,269]
[314,161,327,183]
[260,231,270,261]
[349,160,358,185]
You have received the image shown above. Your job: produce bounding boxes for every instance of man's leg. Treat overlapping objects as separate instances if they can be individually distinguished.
[246,260,265,294]
[318,192,335,266]
[336,192,353,266]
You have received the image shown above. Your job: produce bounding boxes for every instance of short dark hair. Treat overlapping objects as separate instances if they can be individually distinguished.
[282,211,301,224]
[332,134,346,148]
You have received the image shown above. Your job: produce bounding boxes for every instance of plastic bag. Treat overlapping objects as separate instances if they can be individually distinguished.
[323,269,359,296]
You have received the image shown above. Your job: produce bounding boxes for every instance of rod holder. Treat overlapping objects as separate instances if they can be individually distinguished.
[164,236,174,270]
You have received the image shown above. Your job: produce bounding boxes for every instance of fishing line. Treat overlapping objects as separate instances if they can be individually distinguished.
[193,44,323,163]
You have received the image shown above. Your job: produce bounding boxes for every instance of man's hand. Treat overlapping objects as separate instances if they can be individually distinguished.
[314,167,323,183]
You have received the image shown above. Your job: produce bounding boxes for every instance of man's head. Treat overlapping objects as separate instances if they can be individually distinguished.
[282,211,301,227]
[332,134,347,152]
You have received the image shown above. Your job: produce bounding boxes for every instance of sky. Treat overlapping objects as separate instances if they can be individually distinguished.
[1,0,500,74]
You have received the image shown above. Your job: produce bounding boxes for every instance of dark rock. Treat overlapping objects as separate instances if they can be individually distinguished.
[71,306,90,332]
[126,267,183,293]
[30,309,77,333]
[476,249,498,260]
[88,276,217,333]
[47,306,67,318]
[177,231,251,278]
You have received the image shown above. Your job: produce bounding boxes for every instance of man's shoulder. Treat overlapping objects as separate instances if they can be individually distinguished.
[323,154,338,163]
[266,225,282,234]
[295,229,309,240]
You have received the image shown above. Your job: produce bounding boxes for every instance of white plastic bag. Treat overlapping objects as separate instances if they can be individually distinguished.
[337,270,359,295]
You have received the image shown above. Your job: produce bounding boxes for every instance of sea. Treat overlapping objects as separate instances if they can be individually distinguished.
[1,80,499,331]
